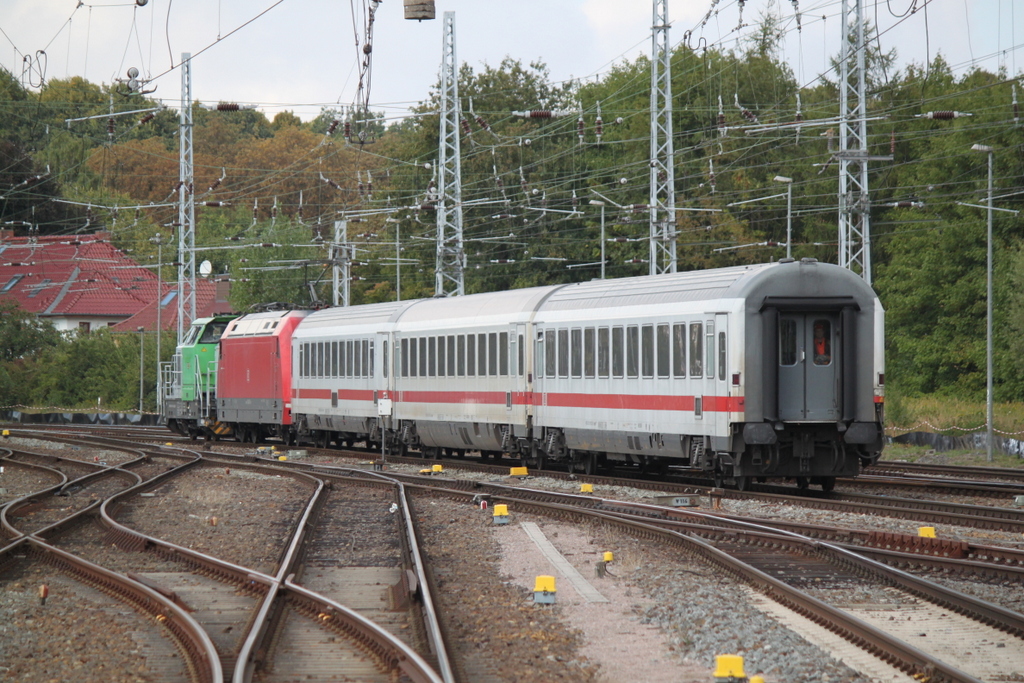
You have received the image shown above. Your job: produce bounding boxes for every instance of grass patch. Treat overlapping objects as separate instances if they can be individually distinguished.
[885,395,1024,437]
[880,442,1024,468]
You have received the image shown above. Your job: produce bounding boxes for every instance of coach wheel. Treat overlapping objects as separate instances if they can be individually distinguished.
[284,429,295,446]
[819,476,836,493]
[795,476,809,490]
[734,475,750,492]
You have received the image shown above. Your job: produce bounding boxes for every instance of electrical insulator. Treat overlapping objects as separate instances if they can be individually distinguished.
[357,171,365,197]
[216,103,240,111]
[625,258,646,264]
[461,117,472,136]
[595,102,604,144]
[917,111,972,119]
[327,119,339,135]
[490,259,515,264]
[791,0,801,31]
[571,190,578,207]
[271,198,278,219]
[615,117,623,125]
[708,158,716,193]
[367,171,373,197]
[890,130,896,154]
[201,201,230,207]
[885,201,925,208]
[419,203,435,211]
[717,95,726,136]
[138,112,155,125]
[735,94,758,123]
[578,114,585,144]
[344,121,352,140]
[107,118,115,136]
[474,113,490,131]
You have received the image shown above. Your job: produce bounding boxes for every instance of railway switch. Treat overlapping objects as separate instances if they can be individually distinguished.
[533,575,556,604]
[493,504,509,524]
[712,654,746,680]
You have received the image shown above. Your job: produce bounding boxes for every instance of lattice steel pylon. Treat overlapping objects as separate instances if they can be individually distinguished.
[435,11,465,296]
[838,0,872,284]
[177,53,196,343]
[332,220,351,307]
[649,0,676,275]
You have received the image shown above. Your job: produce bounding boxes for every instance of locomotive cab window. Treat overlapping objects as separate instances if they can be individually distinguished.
[813,320,832,365]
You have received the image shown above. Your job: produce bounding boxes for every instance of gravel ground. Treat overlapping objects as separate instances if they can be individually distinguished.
[0,558,185,682]
[0,462,62,505]
[113,466,312,575]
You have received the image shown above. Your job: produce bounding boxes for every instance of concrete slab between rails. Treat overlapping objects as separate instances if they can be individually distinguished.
[519,522,609,603]
[743,588,916,683]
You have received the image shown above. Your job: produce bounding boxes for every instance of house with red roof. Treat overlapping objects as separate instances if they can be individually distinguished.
[0,229,232,333]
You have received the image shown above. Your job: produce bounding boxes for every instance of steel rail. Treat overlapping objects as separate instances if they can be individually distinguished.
[0,536,222,683]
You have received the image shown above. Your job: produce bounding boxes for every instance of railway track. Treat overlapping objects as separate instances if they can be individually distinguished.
[6,426,1024,681]
[0,431,449,683]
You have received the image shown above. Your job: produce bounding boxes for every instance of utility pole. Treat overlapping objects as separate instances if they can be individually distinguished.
[649,0,676,275]
[837,0,887,284]
[177,53,196,343]
[151,233,163,410]
[332,220,351,307]
[435,11,465,296]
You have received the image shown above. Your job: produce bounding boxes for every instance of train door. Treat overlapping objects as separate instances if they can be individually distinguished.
[778,313,840,421]
[711,313,729,436]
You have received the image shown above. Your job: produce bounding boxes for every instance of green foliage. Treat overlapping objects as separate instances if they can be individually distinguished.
[0,301,63,362]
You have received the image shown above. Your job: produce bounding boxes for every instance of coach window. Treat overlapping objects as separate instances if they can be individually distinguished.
[689,323,703,377]
[488,332,498,376]
[347,340,355,378]
[477,334,487,376]
[317,342,324,377]
[428,337,437,377]
[418,337,427,377]
[445,336,454,376]
[499,332,509,376]
[383,340,388,378]
[718,331,726,379]
[611,327,624,378]
[571,328,582,378]
[657,324,670,378]
[458,335,466,376]
[545,329,556,378]
[672,324,686,377]
[368,340,373,378]
[299,344,305,377]
[584,328,595,378]
[467,334,476,376]
[401,339,409,377]
[780,320,797,365]
[705,321,715,379]
[641,325,654,378]
[557,329,569,378]
[812,320,832,366]
[332,341,339,377]
[352,339,360,377]
[626,326,639,378]
[518,333,525,376]
[409,338,418,377]
[598,328,610,378]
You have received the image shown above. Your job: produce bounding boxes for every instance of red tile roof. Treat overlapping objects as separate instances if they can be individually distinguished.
[0,230,234,330]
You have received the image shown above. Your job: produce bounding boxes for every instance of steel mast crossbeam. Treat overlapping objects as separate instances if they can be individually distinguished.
[649,0,676,275]
[435,11,465,296]
[177,53,196,343]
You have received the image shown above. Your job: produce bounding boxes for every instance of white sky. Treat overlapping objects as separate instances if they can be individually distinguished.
[1,0,1021,121]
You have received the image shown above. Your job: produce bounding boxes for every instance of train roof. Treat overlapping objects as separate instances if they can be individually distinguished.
[223,309,308,338]
[295,300,419,333]
[395,285,555,327]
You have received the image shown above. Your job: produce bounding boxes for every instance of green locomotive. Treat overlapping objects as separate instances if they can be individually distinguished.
[161,315,237,437]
